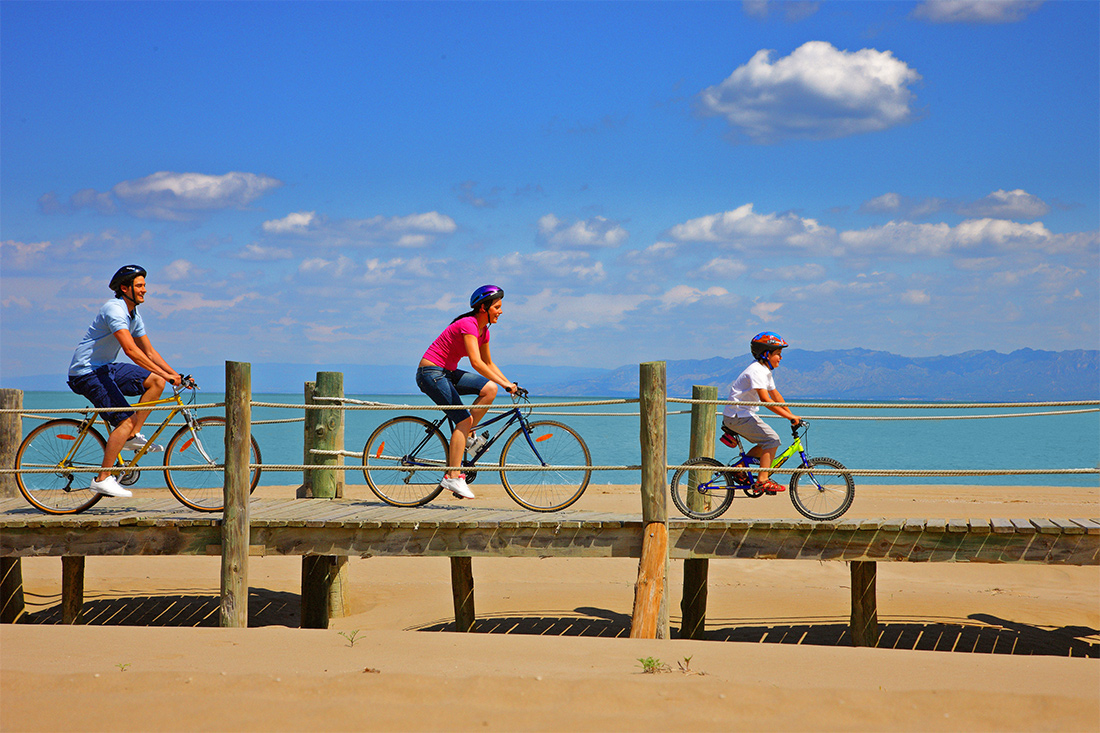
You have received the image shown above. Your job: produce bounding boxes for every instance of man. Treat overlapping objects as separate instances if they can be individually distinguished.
[67,265,186,498]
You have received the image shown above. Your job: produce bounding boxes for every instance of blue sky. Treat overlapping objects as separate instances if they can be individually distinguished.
[2,0,1097,383]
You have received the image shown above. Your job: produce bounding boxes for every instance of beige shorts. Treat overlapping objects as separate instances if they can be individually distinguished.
[722,414,781,451]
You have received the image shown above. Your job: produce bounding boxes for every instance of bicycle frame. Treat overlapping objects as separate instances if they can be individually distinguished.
[60,387,203,475]
[723,423,811,483]
[426,397,541,466]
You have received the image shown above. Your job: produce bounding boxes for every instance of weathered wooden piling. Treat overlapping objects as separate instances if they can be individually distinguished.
[301,371,349,628]
[680,384,717,640]
[631,361,669,639]
[221,361,251,628]
[1,389,24,623]
[850,560,879,646]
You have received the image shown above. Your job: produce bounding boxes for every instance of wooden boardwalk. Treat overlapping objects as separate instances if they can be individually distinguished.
[3,498,1097,565]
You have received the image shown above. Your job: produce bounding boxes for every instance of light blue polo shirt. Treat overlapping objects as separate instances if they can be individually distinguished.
[68,299,146,377]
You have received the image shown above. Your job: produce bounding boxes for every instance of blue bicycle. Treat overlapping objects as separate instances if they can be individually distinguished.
[361,389,592,511]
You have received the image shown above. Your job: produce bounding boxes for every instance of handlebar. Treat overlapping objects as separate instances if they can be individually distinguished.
[175,375,198,393]
[790,419,808,437]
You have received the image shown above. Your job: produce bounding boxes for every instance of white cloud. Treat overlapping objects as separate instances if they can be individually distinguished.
[263,210,457,248]
[694,257,749,279]
[698,41,922,143]
[659,284,729,308]
[0,239,51,270]
[538,214,628,249]
[750,301,784,322]
[263,211,318,234]
[911,1,1044,24]
[899,289,931,305]
[839,218,1069,256]
[959,189,1050,220]
[743,1,821,22]
[488,250,606,282]
[669,203,837,253]
[161,259,200,281]
[111,171,283,220]
[517,288,648,329]
[235,243,294,261]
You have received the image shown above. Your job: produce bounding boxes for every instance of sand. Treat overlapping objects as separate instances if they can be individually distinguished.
[2,483,1098,732]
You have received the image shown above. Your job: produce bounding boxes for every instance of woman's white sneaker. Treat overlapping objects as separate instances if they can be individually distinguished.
[90,476,133,498]
[123,433,162,452]
[440,476,475,499]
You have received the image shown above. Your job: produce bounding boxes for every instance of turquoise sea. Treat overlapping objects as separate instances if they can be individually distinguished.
[14,391,1100,489]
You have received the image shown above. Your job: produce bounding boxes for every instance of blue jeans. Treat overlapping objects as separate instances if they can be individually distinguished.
[67,363,151,428]
[415,366,489,426]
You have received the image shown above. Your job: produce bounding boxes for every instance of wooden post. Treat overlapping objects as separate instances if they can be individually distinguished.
[1,558,24,623]
[301,371,349,627]
[61,556,85,624]
[850,561,878,647]
[221,361,251,628]
[297,380,316,498]
[631,361,668,639]
[0,389,21,498]
[680,385,716,640]
[450,557,475,632]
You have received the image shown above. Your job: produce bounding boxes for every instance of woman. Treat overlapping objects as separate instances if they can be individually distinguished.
[416,285,518,499]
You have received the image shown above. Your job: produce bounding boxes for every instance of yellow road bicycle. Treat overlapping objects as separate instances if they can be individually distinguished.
[14,377,261,514]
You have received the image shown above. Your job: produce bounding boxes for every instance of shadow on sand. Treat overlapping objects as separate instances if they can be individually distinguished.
[17,591,1097,658]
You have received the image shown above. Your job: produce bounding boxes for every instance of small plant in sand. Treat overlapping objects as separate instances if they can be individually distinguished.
[115,663,131,672]
[638,656,670,674]
[338,629,363,648]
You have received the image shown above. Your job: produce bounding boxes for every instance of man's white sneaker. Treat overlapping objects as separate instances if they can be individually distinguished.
[90,476,133,498]
[465,432,489,455]
[440,476,475,499]
[123,433,163,452]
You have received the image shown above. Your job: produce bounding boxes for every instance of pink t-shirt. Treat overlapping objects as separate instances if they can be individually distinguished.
[422,316,489,370]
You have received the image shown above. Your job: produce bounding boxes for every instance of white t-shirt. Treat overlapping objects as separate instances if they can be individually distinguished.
[722,361,776,419]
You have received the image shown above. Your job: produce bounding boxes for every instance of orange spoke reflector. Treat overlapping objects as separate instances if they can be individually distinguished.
[535,434,552,442]
[58,434,76,441]
[375,442,385,458]
[180,438,195,452]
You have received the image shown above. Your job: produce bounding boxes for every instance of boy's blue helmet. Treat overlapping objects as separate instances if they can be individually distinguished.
[470,285,504,310]
[750,331,788,360]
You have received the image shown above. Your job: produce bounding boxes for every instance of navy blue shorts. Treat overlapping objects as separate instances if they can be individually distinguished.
[415,366,489,426]
[67,363,152,428]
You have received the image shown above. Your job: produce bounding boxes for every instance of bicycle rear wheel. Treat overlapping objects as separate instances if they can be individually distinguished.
[789,456,855,521]
[670,457,736,520]
[499,420,591,512]
[363,416,448,507]
[164,417,262,512]
[16,419,105,514]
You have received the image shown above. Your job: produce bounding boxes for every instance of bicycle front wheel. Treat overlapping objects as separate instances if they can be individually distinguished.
[789,456,855,521]
[670,457,736,520]
[500,420,591,512]
[363,416,448,507]
[164,417,262,512]
[16,419,106,514]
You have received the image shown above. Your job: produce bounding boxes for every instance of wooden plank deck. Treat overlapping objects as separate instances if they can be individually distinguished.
[2,498,1097,565]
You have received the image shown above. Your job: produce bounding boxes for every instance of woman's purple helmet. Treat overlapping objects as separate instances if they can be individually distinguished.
[470,285,504,310]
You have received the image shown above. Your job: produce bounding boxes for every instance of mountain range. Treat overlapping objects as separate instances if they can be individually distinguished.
[5,348,1097,401]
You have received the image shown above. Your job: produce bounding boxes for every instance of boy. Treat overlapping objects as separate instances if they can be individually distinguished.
[721,332,801,493]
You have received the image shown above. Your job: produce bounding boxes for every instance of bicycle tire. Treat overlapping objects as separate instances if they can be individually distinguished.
[499,420,591,512]
[15,418,105,514]
[669,457,736,520]
[363,416,448,507]
[789,456,855,521]
[164,417,262,512]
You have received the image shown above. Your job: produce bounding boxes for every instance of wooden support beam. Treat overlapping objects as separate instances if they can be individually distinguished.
[1,557,24,623]
[0,389,21,499]
[221,360,251,629]
[681,384,717,640]
[450,557,475,632]
[61,556,85,624]
[632,361,669,639]
[301,371,350,627]
[850,560,878,647]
